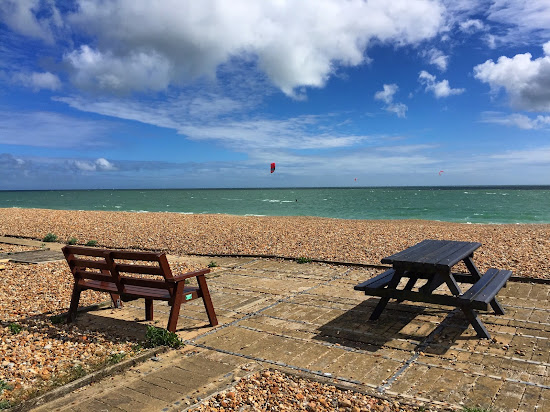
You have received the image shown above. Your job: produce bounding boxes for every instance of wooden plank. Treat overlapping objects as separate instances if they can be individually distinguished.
[380,239,435,264]
[116,263,164,276]
[63,246,108,257]
[461,269,512,303]
[70,258,109,271]
[121,276,171,289]
[436,242,481,267]
[110,250,162,261]
[354,269,395,291]
[363,287,490,310]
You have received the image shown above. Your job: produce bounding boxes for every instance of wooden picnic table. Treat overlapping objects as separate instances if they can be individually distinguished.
[355,239,512,339]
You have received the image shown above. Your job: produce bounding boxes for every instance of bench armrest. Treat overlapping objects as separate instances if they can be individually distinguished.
[171,268,211,282]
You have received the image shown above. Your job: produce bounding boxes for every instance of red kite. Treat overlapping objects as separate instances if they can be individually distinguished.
[439,170,444,176]
[270,162,276,173]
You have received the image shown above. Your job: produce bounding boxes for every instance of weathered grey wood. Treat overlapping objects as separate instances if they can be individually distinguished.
[354,269,395,291]
[355,239,511,339]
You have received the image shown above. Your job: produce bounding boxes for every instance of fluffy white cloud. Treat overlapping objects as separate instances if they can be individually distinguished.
[374,84,398,104]
[73,158,117,172]
[481,112,550,129]
[423,48,449,71]
[8,0,443,97]
[418,71,465,98]
[374,84,408,118]
[474,43,550,111]
[12,71,61,91]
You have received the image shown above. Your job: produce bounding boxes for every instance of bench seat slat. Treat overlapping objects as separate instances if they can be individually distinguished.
[78,279,118,293]
[116,264,164,276]
[460,268,512,304]
[110,251,162,261]
[122,285,199,300]
[354,269,395,291]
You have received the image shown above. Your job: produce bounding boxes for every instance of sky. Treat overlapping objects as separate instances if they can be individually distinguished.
[1,0,550,190]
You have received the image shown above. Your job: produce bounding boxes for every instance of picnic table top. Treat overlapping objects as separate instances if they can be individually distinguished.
[381,239,482,270]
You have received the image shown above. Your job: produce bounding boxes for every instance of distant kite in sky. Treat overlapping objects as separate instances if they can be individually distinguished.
[270,162,276,173]
[439,170,444,176]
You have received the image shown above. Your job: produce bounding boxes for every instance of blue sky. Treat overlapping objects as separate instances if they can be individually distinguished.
[1,0,550,189]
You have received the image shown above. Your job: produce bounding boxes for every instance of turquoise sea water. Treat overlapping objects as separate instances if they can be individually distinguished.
[0,186,549,224]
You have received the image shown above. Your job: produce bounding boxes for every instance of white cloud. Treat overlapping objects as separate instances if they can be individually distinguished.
[72,158,117,172]
[374,84,408,118]
[423,48,449,71]
[459,19,484,33]
[418,71,465,98]
[55,95,370,151]
[481,111,550,129]
[486,0,550,44]
[96,158,116,171]
[474,44,550,112]
[12,71,61,91]
[0,0,60,43]
[374,84,398,104]
[27,0,445,97]
[489,146,550,164]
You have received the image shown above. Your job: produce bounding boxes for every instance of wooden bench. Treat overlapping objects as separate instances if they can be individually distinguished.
[459,268,512,310]
[62,246,218,332]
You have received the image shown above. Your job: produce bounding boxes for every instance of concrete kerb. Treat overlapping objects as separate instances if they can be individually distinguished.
[10,301,172,412]
[13,346,172,412]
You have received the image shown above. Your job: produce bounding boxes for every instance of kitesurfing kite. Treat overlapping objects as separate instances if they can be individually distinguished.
[439,170,444,176]
[270,162,276,173]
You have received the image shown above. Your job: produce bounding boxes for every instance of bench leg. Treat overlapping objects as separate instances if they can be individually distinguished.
[67,285,82,323]
[461,307,491,339]
[145,299,153,321]
[167,283,185,332]
[369,271,403,321]
[110,293,122,308]
[463,256,505,315]
[197,274,218,327]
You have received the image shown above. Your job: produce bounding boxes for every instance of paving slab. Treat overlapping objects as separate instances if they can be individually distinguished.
[24,258,550,411]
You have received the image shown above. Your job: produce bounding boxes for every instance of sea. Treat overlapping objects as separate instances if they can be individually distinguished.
[0,186,549,224]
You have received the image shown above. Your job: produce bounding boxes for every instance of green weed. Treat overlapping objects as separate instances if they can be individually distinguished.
[66,237,78,245]
[208,260,218,268]
[8,323,22,334]
[42,233,58,242]
[296,257,312,264]
[85,240,98,246]
[144,326,182,349]
[107,352,126,365]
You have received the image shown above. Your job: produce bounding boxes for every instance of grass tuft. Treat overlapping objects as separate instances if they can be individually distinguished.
[42,233,58,242]
[144,326,182,349]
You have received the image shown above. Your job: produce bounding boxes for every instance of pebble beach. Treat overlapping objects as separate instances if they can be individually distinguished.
[1,208,549,409]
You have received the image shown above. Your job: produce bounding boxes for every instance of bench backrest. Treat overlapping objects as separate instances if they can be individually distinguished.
[63,246,174,292]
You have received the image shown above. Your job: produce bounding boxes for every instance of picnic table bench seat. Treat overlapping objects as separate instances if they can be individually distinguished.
[63,245,218,332]
[459,268,512,309]
[353,269,395,291]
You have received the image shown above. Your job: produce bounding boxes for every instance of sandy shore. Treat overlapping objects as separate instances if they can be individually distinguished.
[1,208,549,278]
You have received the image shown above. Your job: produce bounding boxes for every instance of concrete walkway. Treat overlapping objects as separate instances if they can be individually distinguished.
[4,241,549,411]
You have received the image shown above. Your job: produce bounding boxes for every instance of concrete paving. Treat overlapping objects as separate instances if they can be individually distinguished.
[3,240,548,411]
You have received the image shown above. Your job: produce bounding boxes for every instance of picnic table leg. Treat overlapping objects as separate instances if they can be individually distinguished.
[419,273,445,295]
[461,306,491,339]
[369,271,403,320]
[445,271,491,339]
[397,276,418,303]
[463,256,505,315]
